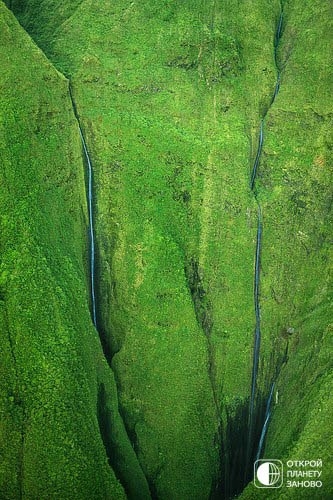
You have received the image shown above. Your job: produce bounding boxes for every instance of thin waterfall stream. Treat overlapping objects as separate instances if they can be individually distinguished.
[78,126,97,327]
[255,381,275,461]
[246,4,284,471]
[69,84,97,328]
[68,84,154,496]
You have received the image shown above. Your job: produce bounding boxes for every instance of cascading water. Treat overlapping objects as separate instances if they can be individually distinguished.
[69,84,97,328]
[247,203,262,449]
[78,126,97,327]
[255,381,275,461]
[250,121,264,191]
[246,4,284,471]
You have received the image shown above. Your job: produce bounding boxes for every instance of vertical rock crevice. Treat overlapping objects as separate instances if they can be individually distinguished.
[185,259,213,338]
[97,382,152,500]
[184,257,222,496]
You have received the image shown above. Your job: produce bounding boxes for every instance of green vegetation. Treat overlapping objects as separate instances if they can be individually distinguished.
[0,4,147,498]
[0,0,332,498]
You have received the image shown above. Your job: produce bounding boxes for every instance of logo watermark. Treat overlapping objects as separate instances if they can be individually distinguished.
[254,460,283,488]
[254,459,323,490]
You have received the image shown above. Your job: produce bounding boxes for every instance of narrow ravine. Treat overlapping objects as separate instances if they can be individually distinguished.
[68,84,152,499]
[246,3,284,473]
[69,84,97,328]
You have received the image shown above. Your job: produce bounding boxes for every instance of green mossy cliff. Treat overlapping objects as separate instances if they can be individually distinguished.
[0,4,149,499]
[0,0,332,498]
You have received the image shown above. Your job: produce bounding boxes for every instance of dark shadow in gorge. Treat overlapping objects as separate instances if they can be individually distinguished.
[93,238,121,363]
[97,384,116,473]
[212,396,267,500]
[97,383,134,497]
[185,258,213,336]
[185,258,222,496]
[97,383,152,500]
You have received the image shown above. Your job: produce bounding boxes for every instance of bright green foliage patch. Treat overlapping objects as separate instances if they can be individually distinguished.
[1,0,332,498]
[239,0,333,497]
[0,4,142,499]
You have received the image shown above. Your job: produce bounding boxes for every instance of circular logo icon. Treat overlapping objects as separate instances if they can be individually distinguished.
[257,462,280,485]
[254,460,283,488]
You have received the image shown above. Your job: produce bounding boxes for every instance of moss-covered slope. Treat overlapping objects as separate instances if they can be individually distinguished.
[1,0,332,498]
[239,1,333,496]
[0,4,149,499]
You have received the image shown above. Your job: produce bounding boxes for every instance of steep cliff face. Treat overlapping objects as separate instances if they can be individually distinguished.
[1,0,332,498]
[0,4,148,499]
[238,0,333,496]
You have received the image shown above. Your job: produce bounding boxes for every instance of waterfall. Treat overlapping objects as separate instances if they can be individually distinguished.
[69,84,97,327]
[246,5,284,469]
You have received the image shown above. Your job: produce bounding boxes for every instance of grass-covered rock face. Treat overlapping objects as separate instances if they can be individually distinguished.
[1,0,332,498]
